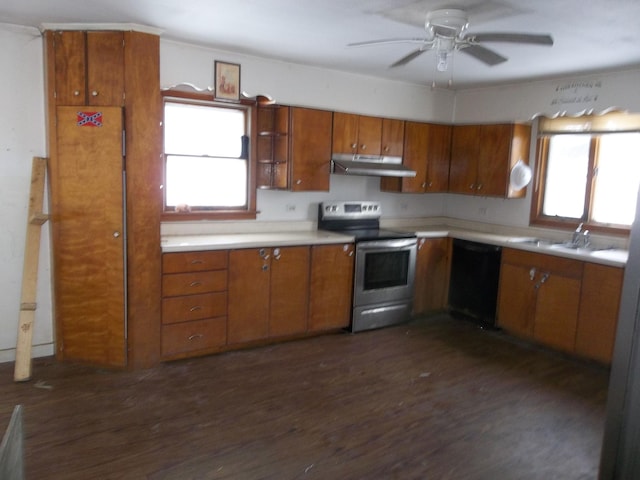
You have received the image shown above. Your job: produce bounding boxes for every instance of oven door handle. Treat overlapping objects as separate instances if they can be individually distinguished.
[357,238,417,250]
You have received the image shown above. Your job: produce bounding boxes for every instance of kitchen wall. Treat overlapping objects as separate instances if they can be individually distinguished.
[0,24,53,363]
[160,39,454,222]
[1,22,639,362]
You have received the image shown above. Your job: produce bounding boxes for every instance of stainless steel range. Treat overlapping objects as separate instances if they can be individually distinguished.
[318,201,417,332]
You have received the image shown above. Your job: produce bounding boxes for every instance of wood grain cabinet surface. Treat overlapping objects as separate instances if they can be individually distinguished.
[308,243,355,331]
[414,237,451,315]
[497,247,623,363]
[50,30,125,106]
[381,121,451,194]
[289,107,333,191]
[449,123,530,198]
[227,246,310,344]
[161,251,228,359]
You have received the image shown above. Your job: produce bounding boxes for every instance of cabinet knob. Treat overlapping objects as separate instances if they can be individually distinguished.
[469,184,475,190]
[113,231,120,238]
[383,146,389,152]
[296,179,302,185]
[262,264,269,271]
[360,144,366,150]
[476,184,483,190]
[428,181,433,187]
[351,143,357,150]
[91,90,98,97]
[73,90,80,96]
[421,182,427,188]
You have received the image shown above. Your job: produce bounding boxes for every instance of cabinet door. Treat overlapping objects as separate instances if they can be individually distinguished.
[289,107,332,191]
[497,262,537,338]
[381,118,405,156]
[52,30,86,106]
[425,123,452,192]
[54,106,126,367]
[356,115,382,155]
[52,31,124,106]
[399,121,429,193]
[414,238,450,315]
[576,263,624,363]
[332,112,359,154]
[228,249,270,343]
[449,125,480,194]
[308,244,354,331]
[477,124,511,197]
[533,273,581,353]
[269,246,310,337]
[86,31,124,106]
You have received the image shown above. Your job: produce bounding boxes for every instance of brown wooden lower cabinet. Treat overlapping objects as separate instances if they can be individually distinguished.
[227,246,310,344]
[161,251,229,359]
[497,247,623,363]
[575,263,624,363]
[162,243,353,360]
[413,237,450,315]
[308,243,355,331]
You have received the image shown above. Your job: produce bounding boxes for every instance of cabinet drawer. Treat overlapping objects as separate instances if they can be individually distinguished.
[162,251,228,273]
[162,317,227,357]
[162,270,227,297]
[162,292,227,324]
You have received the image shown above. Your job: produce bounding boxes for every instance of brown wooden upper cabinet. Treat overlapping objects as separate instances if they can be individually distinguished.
[332,113,405,157]
[257,106,332,191]
[290,107,333,191]
[449,123,531,198]
[381,121,451,194]
[50,30,125,106]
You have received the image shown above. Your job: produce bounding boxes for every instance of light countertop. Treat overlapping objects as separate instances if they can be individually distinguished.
[161,224,627,268]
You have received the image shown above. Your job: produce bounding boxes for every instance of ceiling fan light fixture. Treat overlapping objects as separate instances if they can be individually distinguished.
[426,9,469,38]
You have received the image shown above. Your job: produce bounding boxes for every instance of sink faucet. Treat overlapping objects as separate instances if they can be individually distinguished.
[571,223,591,248]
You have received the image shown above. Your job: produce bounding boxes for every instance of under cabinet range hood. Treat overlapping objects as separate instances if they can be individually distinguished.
[331,154,416,177]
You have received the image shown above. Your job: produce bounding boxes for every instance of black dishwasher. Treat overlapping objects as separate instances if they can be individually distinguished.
[448,238,502,328]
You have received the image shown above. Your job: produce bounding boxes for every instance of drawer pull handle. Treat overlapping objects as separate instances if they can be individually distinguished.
[190,260,204,265]
[188,333,204,341]
[189,281,202,287]
[189,306,202,312]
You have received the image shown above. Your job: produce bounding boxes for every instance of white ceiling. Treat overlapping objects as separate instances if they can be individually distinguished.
[3,0,640,89]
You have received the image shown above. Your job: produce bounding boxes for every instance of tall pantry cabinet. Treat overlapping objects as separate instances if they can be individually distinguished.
[45,29,162,368]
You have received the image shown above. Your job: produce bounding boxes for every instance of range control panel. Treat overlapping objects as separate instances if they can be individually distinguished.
[319,201,381,220]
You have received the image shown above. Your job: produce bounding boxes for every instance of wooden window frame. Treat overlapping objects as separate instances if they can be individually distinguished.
[530,134,629,235]
[160,89,258,221]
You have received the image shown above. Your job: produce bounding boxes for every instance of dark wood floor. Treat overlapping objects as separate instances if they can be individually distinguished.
[1,314,609,480]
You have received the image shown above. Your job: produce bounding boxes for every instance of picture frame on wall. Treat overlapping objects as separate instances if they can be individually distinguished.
[214,61,241,101]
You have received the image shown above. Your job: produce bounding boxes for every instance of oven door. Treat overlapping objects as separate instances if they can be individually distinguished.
[353,238,417,307]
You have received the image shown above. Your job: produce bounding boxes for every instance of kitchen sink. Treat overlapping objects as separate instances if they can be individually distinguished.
[509,237,616,252]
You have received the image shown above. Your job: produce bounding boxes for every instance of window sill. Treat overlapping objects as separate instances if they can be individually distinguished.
[161,210,258,222]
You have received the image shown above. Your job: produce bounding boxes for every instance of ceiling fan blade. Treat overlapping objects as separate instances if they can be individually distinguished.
[468,33,554,45]
[390,49,428,68]
[460,44,507,66]
[348,38,429,48]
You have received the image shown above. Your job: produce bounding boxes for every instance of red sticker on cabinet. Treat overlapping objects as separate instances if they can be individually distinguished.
[77,112,103,127]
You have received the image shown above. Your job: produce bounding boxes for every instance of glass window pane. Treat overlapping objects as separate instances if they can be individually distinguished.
[166,155,247,208]
[542,135,590,218]
[592,133,640,225]
[164,102,245,158]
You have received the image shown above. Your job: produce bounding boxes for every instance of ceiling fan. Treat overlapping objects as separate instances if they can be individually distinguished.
[348,9,554,72]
